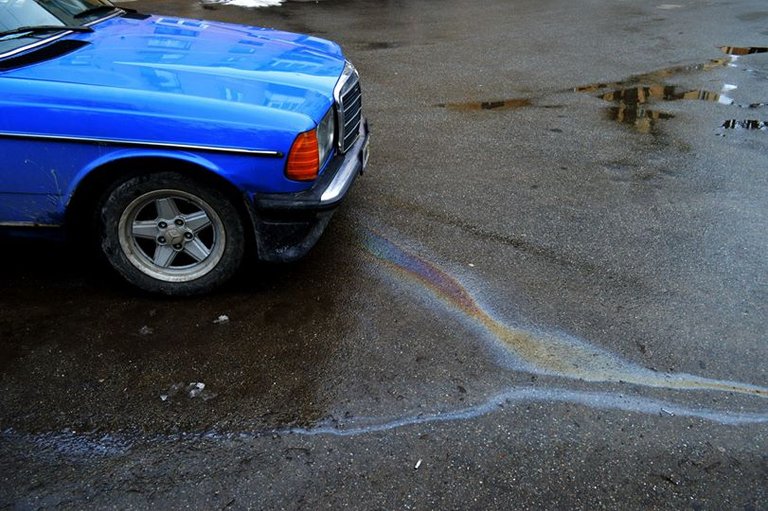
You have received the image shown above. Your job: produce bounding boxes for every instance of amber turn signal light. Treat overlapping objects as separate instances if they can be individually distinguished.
[285,130,320,181]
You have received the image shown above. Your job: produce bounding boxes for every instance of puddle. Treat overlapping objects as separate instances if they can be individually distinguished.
[721,119,767,130]
[599,86,733,105]
[606,106,674,133]
[575,60,735,132]
[720,46,768,56]
[437,98,532,111]
[596,86,734,133]
[575,58,732,94]
[574,52,768,133]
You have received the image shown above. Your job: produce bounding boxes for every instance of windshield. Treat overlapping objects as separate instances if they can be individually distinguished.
[0,0,116,54]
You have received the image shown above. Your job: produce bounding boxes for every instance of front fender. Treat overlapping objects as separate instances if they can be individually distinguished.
[66,148,226,202]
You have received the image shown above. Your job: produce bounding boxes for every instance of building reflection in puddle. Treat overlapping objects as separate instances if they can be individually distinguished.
[720,46,768,56]
[574,51,768,133]
[597,85,734,133]
[722,119,767,130]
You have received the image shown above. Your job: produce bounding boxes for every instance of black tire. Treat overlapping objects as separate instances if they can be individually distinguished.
[98,172,245,296]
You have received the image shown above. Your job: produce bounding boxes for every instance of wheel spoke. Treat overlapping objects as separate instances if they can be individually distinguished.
[132,220,158,239]
[155,197,180,220]
[183,238,211,262]
[183,210,212,233]
[153,245,177,268]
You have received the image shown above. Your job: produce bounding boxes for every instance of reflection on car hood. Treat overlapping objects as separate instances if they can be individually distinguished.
[2,14,347,123]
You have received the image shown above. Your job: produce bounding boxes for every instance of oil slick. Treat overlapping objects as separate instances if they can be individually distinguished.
[289,387,768,437]
[280,228,768,435]
[363,230,768,400]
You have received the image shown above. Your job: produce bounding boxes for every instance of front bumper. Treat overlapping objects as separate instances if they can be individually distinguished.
[247,119,370,262]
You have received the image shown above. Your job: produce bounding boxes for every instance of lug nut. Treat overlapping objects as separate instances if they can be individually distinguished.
[173,243,183,250]
[158,221,167,229]
[184,232,194,240]
[158,236,166,244]
[175,219,184,226]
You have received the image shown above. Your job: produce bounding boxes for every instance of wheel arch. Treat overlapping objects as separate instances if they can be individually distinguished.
[65,154,256,248]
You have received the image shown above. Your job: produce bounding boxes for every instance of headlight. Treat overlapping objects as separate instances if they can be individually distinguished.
[285,108,335,181]
[317,108,335,167]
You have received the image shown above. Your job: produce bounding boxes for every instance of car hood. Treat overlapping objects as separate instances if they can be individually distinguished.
[2,13,347,124]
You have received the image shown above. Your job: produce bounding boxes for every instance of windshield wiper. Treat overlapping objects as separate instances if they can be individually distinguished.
[0,25,93,39]
[73,5,120,19]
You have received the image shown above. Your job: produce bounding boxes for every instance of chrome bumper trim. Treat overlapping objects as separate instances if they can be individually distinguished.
[320,121,369,204]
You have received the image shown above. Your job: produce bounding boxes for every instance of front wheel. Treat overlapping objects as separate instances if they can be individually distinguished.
[98,172,245,295]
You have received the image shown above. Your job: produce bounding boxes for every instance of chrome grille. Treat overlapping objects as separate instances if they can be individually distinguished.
[335,63,363,154]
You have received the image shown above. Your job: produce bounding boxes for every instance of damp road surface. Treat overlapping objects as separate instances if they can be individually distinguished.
[2,0,768,509]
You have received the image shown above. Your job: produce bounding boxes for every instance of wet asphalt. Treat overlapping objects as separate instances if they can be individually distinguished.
[2,0,768,509]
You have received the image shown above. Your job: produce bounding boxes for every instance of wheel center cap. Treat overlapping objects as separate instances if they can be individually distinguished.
[166,227,184,244]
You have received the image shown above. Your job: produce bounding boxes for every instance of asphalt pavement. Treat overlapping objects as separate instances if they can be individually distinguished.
[2,0,767,509]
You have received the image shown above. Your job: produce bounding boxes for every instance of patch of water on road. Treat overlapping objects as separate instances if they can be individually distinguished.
[7,224,767,450]
[720,46,768,56]
[437,98,532,111]
[574,58,733,95]
[721,119,767,130]
[598,86,733,133]
[600,86,734,106]
[2,428,134,457]
[575,51,768,132]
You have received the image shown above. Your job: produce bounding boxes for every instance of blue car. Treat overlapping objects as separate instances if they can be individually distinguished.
[0,0,369,295]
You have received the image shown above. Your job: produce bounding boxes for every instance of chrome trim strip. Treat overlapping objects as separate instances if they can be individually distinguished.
[0,32,70,59]
[332,61,357,106]
[0,132,283,157]
[320,122,367,204]
[333,61,361,153]
[0,221,60,228]
[320,154,358,204]
[83,10,124,27]
[0,10,124,59]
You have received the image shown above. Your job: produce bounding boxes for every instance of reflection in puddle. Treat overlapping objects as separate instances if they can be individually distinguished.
[573,54,768,132]
[598,86,733,133]
[607,106,674,133]
[720,46,768,56]
[363,230,768,399]
[600,86,733,105]
[574,58,732,94]
[437,98,532,111]
[722,119,767,130]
